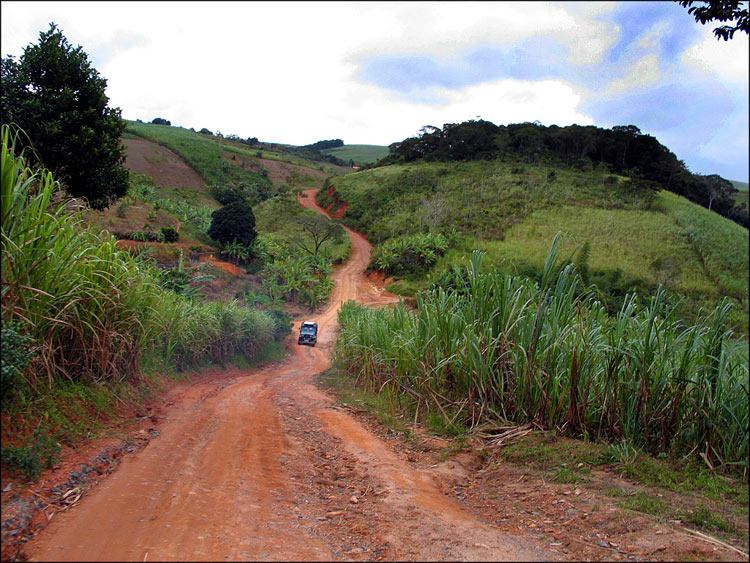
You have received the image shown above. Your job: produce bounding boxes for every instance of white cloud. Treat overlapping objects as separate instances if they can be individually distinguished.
[0,1,745,179]
[605,53,661,94]
[636,21,670,50]
[682,31,750,84]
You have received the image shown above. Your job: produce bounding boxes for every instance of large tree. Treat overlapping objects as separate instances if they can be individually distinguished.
[1,23,128,208]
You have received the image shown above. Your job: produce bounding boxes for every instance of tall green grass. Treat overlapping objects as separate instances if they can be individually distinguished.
[334,236,749,474]
[2,125,162,387]
[2,124,284,398]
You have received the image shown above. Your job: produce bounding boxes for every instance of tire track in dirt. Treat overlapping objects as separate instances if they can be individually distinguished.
[22,189,555,562]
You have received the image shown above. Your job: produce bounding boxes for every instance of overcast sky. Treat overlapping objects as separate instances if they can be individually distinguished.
[1,1,748,181]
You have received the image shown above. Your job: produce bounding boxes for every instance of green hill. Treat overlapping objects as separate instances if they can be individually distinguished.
[318,159,749,333]
[321,144,389,166]
[125,121,346,189]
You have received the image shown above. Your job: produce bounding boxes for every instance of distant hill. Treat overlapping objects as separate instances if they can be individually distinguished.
[730,180,749,191]
[321,144,389,166]
[373,120,748,229]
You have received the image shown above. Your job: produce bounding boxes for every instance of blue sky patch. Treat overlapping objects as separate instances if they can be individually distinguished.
[606,1,701,64]
[358,39,569,93]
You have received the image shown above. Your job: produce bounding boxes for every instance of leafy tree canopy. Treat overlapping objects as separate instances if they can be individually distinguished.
[151,117,171,125]
[1,22,128,209]
[207,200,258,247]
[677,0,749,40]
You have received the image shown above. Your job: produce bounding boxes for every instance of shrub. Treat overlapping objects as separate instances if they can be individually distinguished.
[370,232,450,276]
[1,427,61,481]
[131,229,148,242]
[1,322,35,405]
[161,225,179,242]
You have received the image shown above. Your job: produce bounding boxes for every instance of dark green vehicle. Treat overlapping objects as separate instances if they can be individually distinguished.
[298,321,318,346]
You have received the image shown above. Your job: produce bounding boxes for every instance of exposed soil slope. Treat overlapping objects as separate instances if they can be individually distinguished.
[123,137,207,192]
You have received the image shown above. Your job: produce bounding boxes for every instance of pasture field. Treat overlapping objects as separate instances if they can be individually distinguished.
[321,144,390,165]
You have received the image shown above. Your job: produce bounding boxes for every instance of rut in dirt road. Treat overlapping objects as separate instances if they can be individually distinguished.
[21,189,556,562]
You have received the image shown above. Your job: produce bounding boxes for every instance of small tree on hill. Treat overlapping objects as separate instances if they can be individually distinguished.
[207,201,258,247]
[151,117,171,125]
[291,214,345,259]
[1,23,128,209]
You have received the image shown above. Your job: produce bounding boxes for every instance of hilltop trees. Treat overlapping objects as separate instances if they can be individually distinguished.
[1,23,128,209]
[301,139,344,151]
[378,119,747,228]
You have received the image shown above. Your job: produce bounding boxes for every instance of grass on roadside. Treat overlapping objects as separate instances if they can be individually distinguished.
[318,362,747,546]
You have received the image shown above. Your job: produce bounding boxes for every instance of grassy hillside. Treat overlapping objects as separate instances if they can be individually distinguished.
[731,180,749,208]
[124,122,344,195]
[321,144,389,166]
[319,160,749,333]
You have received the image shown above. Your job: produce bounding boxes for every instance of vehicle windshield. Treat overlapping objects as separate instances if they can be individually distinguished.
[300,326,316,335]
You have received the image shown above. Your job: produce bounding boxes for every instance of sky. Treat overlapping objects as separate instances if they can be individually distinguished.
[1,1,748,181]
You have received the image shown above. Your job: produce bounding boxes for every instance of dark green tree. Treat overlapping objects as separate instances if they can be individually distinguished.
[1,23,128,209]
[151,117,171,125]
[677,1,749,40]
[207,200,258,247]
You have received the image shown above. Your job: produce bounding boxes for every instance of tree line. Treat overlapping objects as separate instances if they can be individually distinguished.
[375,120,748,228]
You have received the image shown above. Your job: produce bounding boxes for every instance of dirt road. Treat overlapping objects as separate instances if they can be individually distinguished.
[22,190,554,562]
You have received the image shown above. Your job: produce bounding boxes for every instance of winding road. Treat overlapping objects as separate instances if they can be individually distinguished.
[23,190,554,562]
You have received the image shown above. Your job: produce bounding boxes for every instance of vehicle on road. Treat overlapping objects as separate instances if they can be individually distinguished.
[298,321,318,346]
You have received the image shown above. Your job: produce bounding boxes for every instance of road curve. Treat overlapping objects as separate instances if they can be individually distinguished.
[23,189,555,562]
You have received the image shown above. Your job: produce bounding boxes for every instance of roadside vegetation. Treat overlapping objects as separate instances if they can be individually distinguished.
[0,125,293,480]
[111,124,352,312]
[251,192,350,310]
[333,240,749,481]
